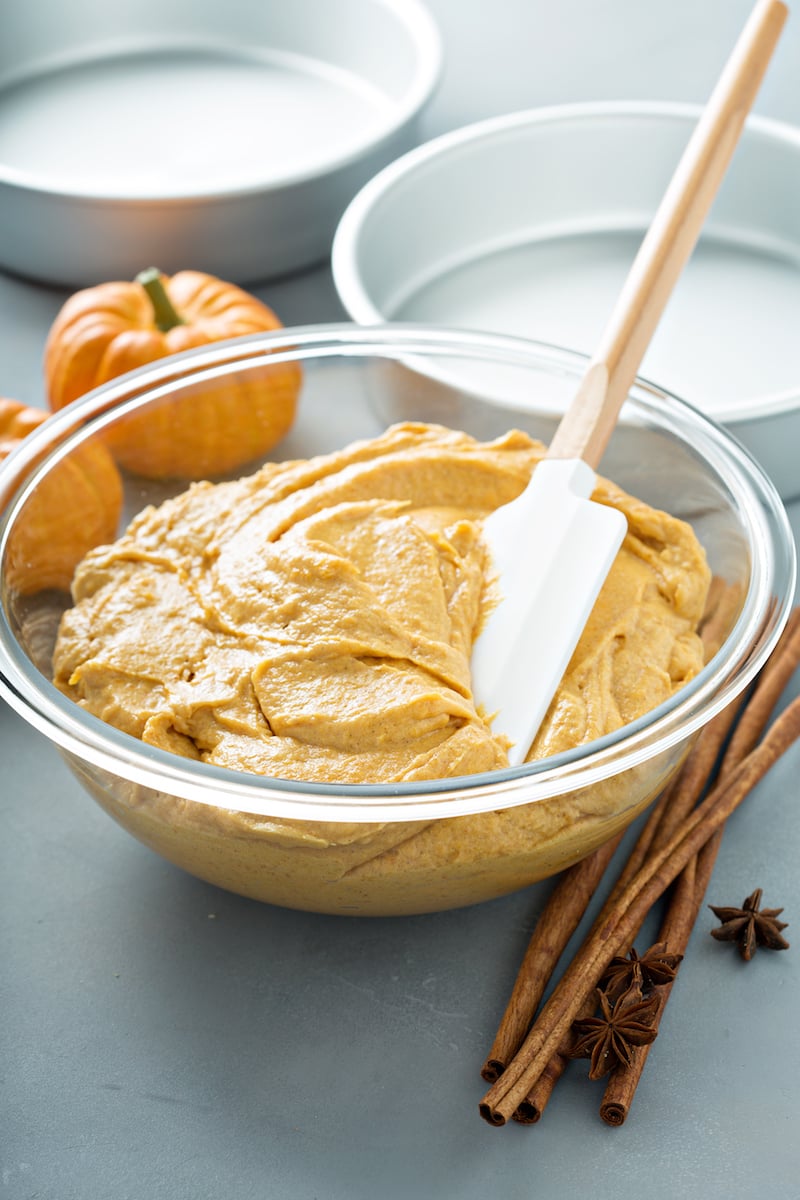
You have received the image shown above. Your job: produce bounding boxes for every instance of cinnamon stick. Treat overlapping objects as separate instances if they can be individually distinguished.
[487,764,678,1099]
[719,609,800,775]
[481,830,624,1082]
[599,610,800,1124]
[511,993,596,1123]
[512,694,744,1120]
[698,576,745,661]
[482,715,695,1087]
[599,856,708,1125]
[505,788,678,1116]
[479,694,800,1126]
[598,826,732,1124]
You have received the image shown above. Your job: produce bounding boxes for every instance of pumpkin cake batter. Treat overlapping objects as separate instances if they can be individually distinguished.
[52,422,711,913]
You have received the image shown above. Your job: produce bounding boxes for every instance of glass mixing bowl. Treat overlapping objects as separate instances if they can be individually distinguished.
[0,326,794,915]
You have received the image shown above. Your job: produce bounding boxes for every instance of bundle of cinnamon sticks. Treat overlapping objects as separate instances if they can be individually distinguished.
[479,606,800,1127]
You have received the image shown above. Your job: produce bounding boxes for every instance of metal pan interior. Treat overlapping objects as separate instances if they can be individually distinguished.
[333,102,800,499]
[0,0,441,284]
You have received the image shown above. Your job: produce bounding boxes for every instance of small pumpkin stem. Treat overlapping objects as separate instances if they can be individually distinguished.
[136,267,185,332]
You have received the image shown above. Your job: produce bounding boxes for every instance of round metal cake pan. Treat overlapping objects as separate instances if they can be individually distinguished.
[0,0,441,287]
[332,102,800,500]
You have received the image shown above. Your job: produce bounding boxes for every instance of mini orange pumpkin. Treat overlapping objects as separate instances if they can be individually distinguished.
[44,268,302,480]
[1,399,123,595]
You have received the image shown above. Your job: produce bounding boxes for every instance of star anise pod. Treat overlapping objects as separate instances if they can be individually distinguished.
[709,887,790,961]
[600,942,684,1002]
[568,986,660,1080]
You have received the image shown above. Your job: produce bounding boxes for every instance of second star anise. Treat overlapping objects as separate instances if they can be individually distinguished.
[600,942,684,1002]
[568,986,660,1080]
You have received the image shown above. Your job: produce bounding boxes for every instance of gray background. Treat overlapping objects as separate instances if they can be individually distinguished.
[3,2,800,1197]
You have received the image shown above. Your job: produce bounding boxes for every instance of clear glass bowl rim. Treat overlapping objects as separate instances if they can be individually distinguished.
[0,323,795,822]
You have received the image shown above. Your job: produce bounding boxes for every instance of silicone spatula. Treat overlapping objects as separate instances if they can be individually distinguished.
[470,0,788,767]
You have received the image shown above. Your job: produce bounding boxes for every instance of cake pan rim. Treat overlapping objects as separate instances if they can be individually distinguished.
[0,0,443,202]
[332,99,800,427]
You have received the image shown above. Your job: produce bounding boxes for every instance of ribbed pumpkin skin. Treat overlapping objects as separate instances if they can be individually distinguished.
[44,270,302,480]
[0,398,123,595]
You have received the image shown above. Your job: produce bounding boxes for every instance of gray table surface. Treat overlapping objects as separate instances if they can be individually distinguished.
[3,3,800,1198]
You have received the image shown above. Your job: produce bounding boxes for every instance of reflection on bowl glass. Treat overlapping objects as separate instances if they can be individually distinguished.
[0,326,794,915]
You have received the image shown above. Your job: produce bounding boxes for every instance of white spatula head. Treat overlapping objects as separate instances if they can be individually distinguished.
[471,458,627,766]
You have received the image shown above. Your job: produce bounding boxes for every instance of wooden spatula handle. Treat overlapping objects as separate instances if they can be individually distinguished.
[548,0,788,469]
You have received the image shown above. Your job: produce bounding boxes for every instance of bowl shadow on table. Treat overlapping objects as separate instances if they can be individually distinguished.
[80,782,686,1189]
[94,836,585,1176]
